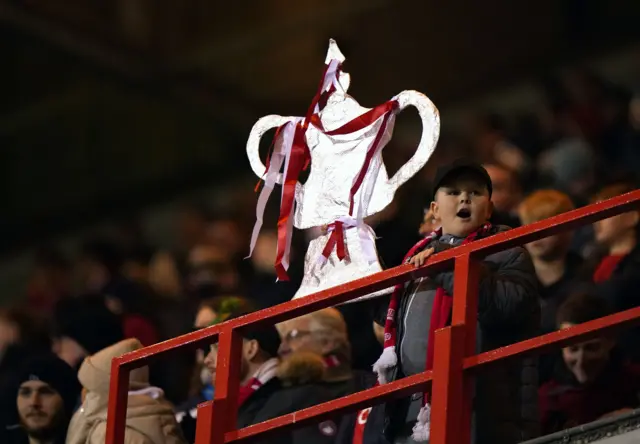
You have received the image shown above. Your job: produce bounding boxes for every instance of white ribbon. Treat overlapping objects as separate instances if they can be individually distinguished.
[317,216,378,266]
[247,118,301,269]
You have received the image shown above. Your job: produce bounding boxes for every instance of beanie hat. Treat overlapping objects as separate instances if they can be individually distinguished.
[54,296,124,356]
[13,353,81,420]
[78,338,148,394]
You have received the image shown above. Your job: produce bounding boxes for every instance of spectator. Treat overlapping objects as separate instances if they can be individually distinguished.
[590,182,640,362]
[77,238,123,295]
[275,308,376,443]
[180,323,281,443]
[175,295,255,432]
[186,242,240,300]
[52,297,124,370]
[539,293,640,434]
[26,246,71,317]
[518,190,584,334]
[0,307,51,386]
[102,280,160,347]
[67,338,185,444]
[247,230,298,308]
[3,354,80,444]
[484,163,522,228]
[369,160,540,443]
[519,190,587,383]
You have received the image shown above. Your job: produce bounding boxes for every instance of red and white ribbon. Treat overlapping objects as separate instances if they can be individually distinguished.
[247,118,301,268]
[318,216,378,266]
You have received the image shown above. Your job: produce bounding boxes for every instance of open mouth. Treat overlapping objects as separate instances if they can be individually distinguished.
[456,208,471,219]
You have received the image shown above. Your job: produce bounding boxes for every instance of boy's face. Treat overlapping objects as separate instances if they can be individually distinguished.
[430,172,493,237]
[593,211,639,247]
[560,322,614,385]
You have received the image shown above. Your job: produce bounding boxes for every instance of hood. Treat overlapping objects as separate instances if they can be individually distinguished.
[68,388,181,444]
[78,338,148,395]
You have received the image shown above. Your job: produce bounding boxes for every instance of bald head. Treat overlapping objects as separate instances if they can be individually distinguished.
[277,308,349,358]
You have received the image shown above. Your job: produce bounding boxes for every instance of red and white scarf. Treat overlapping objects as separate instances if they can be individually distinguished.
[237,358,279,407]
[372,223,491,441]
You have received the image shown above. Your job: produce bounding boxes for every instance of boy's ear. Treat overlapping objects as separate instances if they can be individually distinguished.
[430,201,439,220]
[487,200,494,220]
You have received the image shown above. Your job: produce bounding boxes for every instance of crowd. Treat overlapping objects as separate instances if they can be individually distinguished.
[1,67,640,444]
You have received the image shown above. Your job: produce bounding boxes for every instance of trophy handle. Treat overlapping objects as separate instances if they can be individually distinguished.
[388,90,441,193]
[246,114,295,184]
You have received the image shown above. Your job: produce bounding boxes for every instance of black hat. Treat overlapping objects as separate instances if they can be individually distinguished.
[13,353,81,420]
[243,326,281,358]
[431,159,493,200]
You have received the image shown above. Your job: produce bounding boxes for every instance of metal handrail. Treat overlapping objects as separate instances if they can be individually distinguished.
[105,189,640,444]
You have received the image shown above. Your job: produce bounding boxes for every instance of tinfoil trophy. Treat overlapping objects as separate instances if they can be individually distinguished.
[247,39,440,301]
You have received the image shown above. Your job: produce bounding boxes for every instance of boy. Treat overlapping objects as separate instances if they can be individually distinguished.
[539,293,640,434]
[370,159,540,444]
[518,190,584,335]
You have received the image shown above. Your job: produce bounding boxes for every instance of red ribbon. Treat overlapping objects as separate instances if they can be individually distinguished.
[321,220,347,262]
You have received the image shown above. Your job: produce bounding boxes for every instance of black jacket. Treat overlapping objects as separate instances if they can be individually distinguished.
[371,225,541,444]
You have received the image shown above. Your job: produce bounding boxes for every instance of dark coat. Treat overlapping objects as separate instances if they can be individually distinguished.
[371,225,541,444]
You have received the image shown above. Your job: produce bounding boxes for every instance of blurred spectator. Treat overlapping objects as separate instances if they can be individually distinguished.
[2,354,80,444]
[186,242,240,299]
[539,293,640,434]
[103,280,160,347]
[52,297,124,370]
[590,182,640,362]
[519,190,586,383]
[177,295,255,424]
[484,163,523,227]
[180,323,281,442]
[175,202,212,256]
[518,190,584,334]
[148,251,183,300]
[121,245,155,286]
[26,247,71,316]
[248,230,298,308]
[67,338,185,444]
[472,113,530,175]
[76,238,124,295]
[417,208,438,237]
[0,308,51,387]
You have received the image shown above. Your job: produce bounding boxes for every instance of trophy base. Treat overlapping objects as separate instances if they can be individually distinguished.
[293,226,394,303]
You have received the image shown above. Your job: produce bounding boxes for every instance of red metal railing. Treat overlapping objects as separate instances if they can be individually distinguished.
[106,190,640,444]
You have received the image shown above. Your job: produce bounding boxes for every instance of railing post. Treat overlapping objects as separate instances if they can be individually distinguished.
[450,254,481,444]
[430,254,480,444]
[105,359,130,444]
[195,327,243,444]
[430,324,466,444]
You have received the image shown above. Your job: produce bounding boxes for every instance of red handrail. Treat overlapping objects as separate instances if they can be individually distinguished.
[106,190,640,444]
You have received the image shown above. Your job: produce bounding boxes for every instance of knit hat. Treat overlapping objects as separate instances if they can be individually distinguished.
[13,353,81,420]
[78,338,148,394]
[54,296,124,356]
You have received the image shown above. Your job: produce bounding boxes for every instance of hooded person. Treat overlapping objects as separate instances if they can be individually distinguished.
[2,353,80,444]
[66,338,186,444]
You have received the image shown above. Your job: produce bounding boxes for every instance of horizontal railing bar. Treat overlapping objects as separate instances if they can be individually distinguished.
[117,190,640,368]
[223,370,433,442]
[463,306,640,371]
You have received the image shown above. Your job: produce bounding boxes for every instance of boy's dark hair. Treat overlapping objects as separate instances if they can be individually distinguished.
[556,293,613,328]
